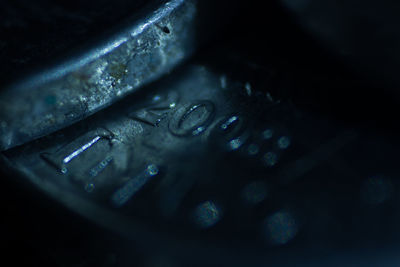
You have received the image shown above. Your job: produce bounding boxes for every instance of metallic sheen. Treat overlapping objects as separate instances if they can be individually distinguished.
[0,0,224,151]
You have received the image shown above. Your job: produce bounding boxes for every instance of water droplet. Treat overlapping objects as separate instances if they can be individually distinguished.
[361,176,393,205]
[263,129,273,139]
[247,144,260,155]
[193,201,221,228]
[85,183,95,193]
[242,181,268,204]
[277,136,291,149]
[263,152,278,167]
[263,211,298,245]
[147,164,159,176]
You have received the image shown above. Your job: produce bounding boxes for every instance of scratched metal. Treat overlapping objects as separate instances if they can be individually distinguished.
[0,0,238,151]
[3,53,400,264]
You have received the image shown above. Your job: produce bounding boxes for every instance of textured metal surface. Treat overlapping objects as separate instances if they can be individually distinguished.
[3,48,400,265]
[0,0,235,151]
[3,2,400,266]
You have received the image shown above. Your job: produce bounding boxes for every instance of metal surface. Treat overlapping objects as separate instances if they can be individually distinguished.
[3,47,400,265]
[2,2,400,266]
[0,0,236,151]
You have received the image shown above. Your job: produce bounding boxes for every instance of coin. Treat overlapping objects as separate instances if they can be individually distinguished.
[0,0,239,151]
[3,46,400,265]
[2,5,400,264]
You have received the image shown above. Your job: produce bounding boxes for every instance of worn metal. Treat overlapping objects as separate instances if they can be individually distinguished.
[3,47,400,265]
[0,0,234,151]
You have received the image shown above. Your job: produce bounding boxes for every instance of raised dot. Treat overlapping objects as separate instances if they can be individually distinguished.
[277,136,291,149]
[147,164,159,176]
[263,152,278,166]
[263,129,273,139]
[247,144,260,155]
[264,211,298,245]
[193,201,221,228]
[242,181,268,204]
[229,138,243,150]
